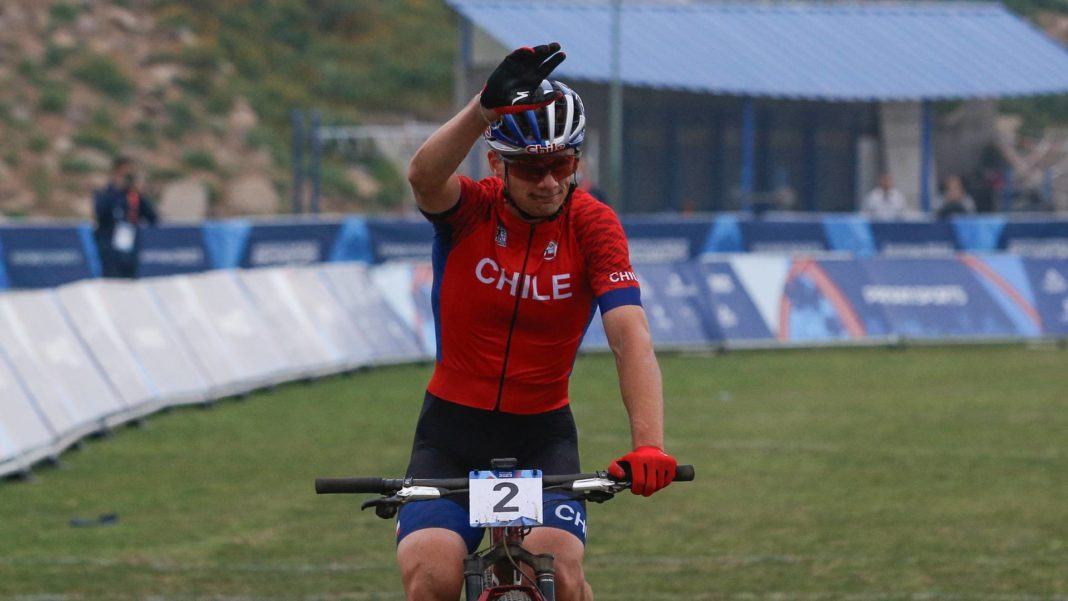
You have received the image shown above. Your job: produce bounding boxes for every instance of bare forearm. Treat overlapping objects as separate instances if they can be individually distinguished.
[407,95,496,211]
[605,307,665,449]
[617,346,664,449]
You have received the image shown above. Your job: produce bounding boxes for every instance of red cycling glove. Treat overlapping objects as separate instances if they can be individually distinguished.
[608,446,678,497]
[480,43,566,115]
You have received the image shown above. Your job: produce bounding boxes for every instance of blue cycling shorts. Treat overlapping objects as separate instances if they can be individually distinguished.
[396,392,588,553]
[397,492,587,553]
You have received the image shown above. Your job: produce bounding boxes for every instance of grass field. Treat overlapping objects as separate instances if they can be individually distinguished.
[1,345,1066,600]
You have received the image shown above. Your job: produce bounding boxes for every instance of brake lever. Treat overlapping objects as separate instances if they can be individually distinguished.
[584,490,616,504]
[361,496,400,519]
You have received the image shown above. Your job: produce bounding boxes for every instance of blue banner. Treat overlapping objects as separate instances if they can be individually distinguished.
[999,221,1068,258]
[0,225,97,289]
[622,218,714,263]
[0,234,8,290]
[701,215,745,254]
[203,220,251,269]
[367,219,435,263]
[328,217,374,263]
[870,222,957,257]
[857,258,1026,338]
[741,219,828,253]
[823,215,876,255]
[779,259,868,342]
[632,263,720,345]
[240,221,342,268]
[1021,258,1068,335]
[138,225,211,277]
[810,259,891,338]
[952,216,1005,252]
[690,261,773,341]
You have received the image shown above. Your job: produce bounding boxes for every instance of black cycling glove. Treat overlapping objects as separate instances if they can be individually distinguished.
[480,42,566,115]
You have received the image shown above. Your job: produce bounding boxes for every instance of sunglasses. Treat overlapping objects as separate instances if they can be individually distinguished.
[501,155,580,183]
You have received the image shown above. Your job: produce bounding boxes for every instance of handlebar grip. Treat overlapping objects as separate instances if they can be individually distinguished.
[675,464,695,482]
[315,477,389,494]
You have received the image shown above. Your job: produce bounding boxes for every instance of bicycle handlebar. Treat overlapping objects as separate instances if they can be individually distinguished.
[315,464,695,495]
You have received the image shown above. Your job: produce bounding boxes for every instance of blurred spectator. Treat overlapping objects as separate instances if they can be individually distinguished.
[863,173,908,220]
[935,175,976,220]
[577,160,610,204]
[93,156,159,278]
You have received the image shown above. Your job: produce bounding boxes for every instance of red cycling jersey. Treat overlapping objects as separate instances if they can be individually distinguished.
[423,176,640,415]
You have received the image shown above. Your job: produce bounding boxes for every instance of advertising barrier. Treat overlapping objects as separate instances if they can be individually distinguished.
[1000,221,1068,258]
[236,269,344,377]
[0,225,99,289]
[281,268,376,370]
[0,290,122,449]
[5,216,1068,290]
[138,225,211,277]
[146,276,256,398]
[870,222,958,257]
[90,281,211,405]
[181,271,295,386]
[366,218,436,263]
[318,263,426,364]
[622,218,715,263]
[1022,258,1068,335]
[0,347,56,475]
[241,221,342,268]
[3,253,1068,479]
[741,219,829,254]
[632,263,720,346]
[56,281,162,415]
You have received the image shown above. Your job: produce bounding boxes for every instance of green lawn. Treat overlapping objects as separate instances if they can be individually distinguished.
[1,345,1066,600]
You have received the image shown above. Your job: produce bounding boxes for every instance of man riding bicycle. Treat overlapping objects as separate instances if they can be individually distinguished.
[401,42,678,601]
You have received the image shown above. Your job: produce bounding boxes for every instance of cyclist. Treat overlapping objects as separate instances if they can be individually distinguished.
[401,42,678,601]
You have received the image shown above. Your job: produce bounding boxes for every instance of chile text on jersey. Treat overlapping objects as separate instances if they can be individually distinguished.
[423,176,640,414]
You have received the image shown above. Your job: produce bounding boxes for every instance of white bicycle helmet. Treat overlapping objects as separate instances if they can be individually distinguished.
[485,80,586,156]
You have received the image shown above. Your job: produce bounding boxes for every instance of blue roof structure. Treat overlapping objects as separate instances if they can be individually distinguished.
[448,1,1068,101]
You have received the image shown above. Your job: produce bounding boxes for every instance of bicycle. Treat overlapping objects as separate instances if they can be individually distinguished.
[316,457,695,601]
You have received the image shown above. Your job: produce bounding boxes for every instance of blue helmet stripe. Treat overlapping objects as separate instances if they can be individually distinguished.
[524,110,543,145]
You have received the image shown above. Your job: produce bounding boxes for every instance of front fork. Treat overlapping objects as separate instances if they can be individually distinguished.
[463,543,556,601]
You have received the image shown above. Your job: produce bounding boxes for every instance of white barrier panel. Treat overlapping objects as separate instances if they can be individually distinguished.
[371,262,437,358]
[55,281,162,417]
[181,271,294,386]
[0,349,56,478]
[91,280,209,406]
[282,268,375,370]
[148,275,258,397]
[318,263,425,364]
[236,269,342,377]
[0,291,123,448]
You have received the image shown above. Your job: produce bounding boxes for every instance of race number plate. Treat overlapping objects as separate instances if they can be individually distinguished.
[468,469,542,527]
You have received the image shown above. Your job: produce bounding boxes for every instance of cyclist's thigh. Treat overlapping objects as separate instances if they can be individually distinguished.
[523,526,590,600]
[397,528,467,601]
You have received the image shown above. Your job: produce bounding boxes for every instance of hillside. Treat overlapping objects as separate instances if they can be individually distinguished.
[0,0,455,220]
[3,0,1068,221]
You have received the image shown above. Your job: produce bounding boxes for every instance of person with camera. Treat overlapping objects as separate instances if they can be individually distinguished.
[93,155,159,279]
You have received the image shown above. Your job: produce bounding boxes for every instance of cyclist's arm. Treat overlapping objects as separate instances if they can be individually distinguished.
[602,304,664,450]
[407,95,497,214]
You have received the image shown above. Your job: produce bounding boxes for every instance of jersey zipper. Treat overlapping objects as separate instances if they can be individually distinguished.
[493,222,537,412]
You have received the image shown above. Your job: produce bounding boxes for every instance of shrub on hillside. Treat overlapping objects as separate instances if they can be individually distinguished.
[38,81,69,113]
[72,54,135,101]
[182,149,217,171]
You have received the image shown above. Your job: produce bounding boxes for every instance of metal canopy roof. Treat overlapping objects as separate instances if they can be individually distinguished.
[448,1,1068,102]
